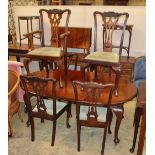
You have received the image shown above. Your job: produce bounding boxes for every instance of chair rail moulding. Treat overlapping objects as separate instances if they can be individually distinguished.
[13,5,146,57]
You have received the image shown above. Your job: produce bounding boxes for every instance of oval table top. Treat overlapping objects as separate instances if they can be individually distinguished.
[30,69,137,106]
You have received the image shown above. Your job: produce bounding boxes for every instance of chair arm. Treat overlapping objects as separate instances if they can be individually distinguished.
[23,30,42,38]
[60,31,70,39]
[23,30,42,51]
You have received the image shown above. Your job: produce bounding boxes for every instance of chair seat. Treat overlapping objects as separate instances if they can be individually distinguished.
[80,105,107,122]
[33,99,67,115]
[28,47,62,58]
[85,51,119,63]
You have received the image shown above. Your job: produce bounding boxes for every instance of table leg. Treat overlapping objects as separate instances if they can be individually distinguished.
[113,107,124,144]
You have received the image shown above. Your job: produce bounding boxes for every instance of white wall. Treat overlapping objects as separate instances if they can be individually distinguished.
[14,5,146,57]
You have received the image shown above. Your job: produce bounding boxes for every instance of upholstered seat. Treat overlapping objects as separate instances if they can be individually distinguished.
[28,47,62,58]
[80,105,107,122]
[85,51,119,63]
[33,99,68,115]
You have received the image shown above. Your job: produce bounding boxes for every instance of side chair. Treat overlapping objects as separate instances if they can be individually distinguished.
[72,81,114,155]
[83,11,129,96]
[20,75,71,146]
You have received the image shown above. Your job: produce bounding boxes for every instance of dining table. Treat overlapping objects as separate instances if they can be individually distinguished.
[24,69,137,144]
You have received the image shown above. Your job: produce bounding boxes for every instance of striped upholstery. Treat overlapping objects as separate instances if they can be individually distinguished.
[28,47,62,57]
[85,51,119,63]
[79,105,107,122]
[33,99,67,115]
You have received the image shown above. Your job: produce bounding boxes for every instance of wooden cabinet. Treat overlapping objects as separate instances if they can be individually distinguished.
[120,56,135,81]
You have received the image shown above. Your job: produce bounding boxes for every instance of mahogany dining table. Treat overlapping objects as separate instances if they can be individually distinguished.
[24,69,137,144]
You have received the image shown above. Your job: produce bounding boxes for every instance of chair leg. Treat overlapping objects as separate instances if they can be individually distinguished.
[30,117,35,141]
[101,128,108,155]
[66,104,71,128]
[77,122,81,152]
[8,115,13,137]
[108,109,113,134]
[51,121,57,146]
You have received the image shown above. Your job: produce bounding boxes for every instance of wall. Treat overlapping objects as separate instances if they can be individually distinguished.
[14,5,146,57]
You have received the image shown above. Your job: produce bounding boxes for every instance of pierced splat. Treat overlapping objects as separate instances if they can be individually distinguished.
[31,80,48,113]
[20,76,54,114]
[39,9,71,49]
[73,81,114,122]
[102,15,119,52]
[83,85,103,121]
[48,13,62,47]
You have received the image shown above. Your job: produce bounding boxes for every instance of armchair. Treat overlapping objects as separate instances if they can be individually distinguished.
[23,9,71,86]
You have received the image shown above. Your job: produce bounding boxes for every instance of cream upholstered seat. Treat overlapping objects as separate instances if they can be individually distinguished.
[28,47,62,58]
[85,51,119,63]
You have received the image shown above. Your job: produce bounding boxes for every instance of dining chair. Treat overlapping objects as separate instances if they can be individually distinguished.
[83,11,129,96]
[8,70,23,137]
[72,81,114,155]
[133,56,146,87]
[23,9,71,87]
[20,75,71,146]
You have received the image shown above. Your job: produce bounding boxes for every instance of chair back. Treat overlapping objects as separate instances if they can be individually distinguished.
[133,56,146,84]
[20,75,57,116]
[39,9,71,48]
[72,81,114,123]
[93,11,129,60]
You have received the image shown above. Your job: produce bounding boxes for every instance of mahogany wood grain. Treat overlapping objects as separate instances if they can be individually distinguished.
[30,70,137,106]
